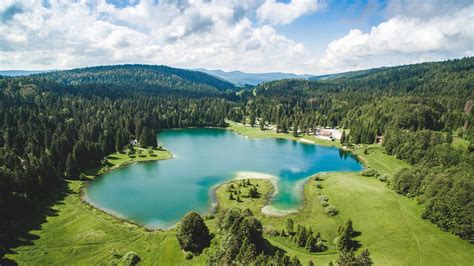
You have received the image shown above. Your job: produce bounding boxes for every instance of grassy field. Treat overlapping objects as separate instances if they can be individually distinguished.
[5,180,208,265]
[214,174,474,265]
[85,147,172,177]
[5,127,474,265]
[228,121,342,148]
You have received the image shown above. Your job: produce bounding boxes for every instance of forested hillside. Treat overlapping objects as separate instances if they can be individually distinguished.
[228,57,474,241]
[1,58,473,261]
[0,77,230,255]
[33,64,236,93]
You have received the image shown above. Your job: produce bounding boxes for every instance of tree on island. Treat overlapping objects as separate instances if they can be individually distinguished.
[176,212,211,254]
[248,186,259,198]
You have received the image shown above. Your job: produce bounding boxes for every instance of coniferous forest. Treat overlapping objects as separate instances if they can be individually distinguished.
[1,58,473,262]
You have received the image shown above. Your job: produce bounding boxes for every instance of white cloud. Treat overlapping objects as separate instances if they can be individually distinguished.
[315,3,474,73]
[257,0,321,25]
[0,0,310,73]
[0,0,472,74]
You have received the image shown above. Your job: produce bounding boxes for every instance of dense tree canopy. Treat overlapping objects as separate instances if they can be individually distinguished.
[1,57,473,258]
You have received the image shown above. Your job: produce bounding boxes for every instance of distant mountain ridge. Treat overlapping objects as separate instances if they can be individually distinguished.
[1,66,380,87]
[195,68,319,86]
[0,70,55,76]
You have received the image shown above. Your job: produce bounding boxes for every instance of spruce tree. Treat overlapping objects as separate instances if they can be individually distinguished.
[340,130,346,145]
[358,249,373,265]
[286,218,294,234]
[65,153,80,179]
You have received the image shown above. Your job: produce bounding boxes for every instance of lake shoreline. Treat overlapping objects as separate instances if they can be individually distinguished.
[79,148,173,232]
[81,126,364,230]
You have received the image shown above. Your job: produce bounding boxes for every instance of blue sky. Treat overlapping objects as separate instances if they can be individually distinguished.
[0,0,473,74]
[276,0,387,53]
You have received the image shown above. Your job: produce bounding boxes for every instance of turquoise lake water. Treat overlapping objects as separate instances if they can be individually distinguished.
[86,128,362,228]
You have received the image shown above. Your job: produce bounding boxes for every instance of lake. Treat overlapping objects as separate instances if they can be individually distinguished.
[85,128,363,228]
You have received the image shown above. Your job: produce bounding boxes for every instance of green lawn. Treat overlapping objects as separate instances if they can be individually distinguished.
[353,144,410,177]
[6,180,207,265]
[86,147,172,177]
[227,121,342,148]
[215,174,474,265]
[6,128,473,265]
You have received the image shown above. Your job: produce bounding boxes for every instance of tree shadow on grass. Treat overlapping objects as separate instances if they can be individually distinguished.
[352,230,362,238]
[351,230,363,251]
[1,179,71,265]
[262,238,286,256]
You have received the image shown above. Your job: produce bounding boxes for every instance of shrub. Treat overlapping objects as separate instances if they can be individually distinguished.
[123,251,140,266]
[361,169,379,177]
[184,251,193,260]
[111,248,121,258]
[264,227,280,236]
[318,195,329,206]
[325,205,338,216]
[379,175,388,182]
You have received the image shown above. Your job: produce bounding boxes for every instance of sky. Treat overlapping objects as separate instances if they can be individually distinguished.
[0,0,473,74]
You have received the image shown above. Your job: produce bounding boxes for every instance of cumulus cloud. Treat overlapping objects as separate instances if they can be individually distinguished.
[256,0,321,25]
[315,2,474,73]
[0,0,472,74]
[0,0,310,73]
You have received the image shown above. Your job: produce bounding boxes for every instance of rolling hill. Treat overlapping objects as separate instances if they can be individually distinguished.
[33,65,236,93]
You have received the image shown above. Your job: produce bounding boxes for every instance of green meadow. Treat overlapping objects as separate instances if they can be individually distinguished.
[5,125,473,265]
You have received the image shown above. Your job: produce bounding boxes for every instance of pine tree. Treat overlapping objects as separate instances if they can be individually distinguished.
[305,234,316,252]
[340,130,346,145]
[291,255,302,266]
[65,153,80,179]
[293,122,299,137]
[337,226,353,251]
[345,219,354,236]
[358,249,373,265]
[248,186,259,198]
[286,218,294,234]
[336,249,357,265]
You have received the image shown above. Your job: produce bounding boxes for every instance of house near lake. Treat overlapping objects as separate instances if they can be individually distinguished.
[315,128,342,140]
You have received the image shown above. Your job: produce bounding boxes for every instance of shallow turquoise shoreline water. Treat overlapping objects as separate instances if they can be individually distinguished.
[86,128,362,228]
